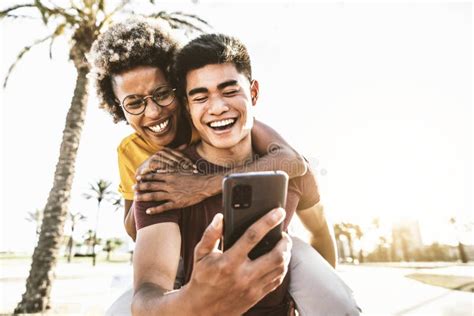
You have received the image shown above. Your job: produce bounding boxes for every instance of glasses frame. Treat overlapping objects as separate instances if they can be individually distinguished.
[119,86,177,116]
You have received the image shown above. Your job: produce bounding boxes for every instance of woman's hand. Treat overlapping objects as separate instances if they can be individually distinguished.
[136,146,195,176]
[134,172,219,214]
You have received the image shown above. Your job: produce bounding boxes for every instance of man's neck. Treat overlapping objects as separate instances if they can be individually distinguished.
[196,135,254,168]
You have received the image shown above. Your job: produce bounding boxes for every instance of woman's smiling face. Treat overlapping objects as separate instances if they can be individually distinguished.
[112,66,180,148]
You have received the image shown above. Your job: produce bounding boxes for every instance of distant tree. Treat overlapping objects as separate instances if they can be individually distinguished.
[449,217,468,263]
[66,211,86,263]
[83,179,115,266]
[334,222,364,262]
[354,225,364,263]
[103,238,124,261]
[25,208,43,236]
[333,223,346,261]
[82,229,101,255]
[333,222,363,263]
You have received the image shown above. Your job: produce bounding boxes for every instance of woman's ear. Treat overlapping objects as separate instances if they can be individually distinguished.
[250,80,259,106]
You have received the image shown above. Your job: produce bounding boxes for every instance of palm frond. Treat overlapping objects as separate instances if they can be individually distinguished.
[0,4,35,19]
[149,11,209,34]
[171,11,211,27]
[48,22,66,58]
[97,0,105,12]
[2,13,38,19]
[99,0,128,29]
[3,34,53,88]
[34,0,78,25]
[111,195,123,212]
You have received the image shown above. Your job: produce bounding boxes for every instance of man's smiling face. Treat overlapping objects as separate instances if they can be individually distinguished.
[185,63,258,150]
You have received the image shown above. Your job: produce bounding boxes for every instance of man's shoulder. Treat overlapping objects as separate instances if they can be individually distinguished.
[181,143,200,160]
[288,165,320,210]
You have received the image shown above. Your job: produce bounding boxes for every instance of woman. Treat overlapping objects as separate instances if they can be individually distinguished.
[89,18,358,316]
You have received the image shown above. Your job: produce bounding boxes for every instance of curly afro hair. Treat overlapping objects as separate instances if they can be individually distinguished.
[88,18,180,123]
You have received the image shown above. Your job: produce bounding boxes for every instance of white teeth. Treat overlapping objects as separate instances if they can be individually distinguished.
[148,119,169,133]
[209,118,235,128]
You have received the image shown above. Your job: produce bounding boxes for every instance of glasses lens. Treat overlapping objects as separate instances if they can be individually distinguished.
[153,88,175,106]
[123,95,145,114]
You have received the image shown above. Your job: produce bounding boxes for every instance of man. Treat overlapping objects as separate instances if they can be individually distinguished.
[132,34,359,315]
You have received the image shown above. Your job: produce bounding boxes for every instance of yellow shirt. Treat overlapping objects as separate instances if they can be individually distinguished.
[117,130,200,200]
[117,133,162,200]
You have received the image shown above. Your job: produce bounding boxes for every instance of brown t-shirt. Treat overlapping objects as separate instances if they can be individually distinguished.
[135,146,320,315]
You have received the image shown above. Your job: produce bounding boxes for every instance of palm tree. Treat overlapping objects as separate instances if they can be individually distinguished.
[449,217,468,263]
[82,229,96,255]
[66,211,87,263]
[83,179,115,266]
[354,224,364,263]
[25,208,44,237]
[334,222,366,263]
[103,238,124,261]
[1,1,208,312]
[334,223,351,261]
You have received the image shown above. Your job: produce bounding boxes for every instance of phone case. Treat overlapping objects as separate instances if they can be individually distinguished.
[223,171,288,260]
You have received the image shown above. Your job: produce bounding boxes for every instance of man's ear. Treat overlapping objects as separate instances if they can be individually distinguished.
[250,80,259,106]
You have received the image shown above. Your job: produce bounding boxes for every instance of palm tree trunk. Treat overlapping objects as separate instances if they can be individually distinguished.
[92,202,101,266]
[15,67,89,313]
[67,236,73,263]
[458,242,468,263]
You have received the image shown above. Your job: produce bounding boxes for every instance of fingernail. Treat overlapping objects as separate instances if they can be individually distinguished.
[271,208,285,221]
[211,214,223,228]
[132,184,137,190]
[136,176,141,181]
[146,209,151,214]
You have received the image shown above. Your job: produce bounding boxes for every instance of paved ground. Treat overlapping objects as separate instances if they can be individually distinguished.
[1,259,473,315]
[0,258,132,315]
[338,263,474,315]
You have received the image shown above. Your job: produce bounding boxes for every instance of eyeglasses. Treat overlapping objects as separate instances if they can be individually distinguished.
[119,86,177,115]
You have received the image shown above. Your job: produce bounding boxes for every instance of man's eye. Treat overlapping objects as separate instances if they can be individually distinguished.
[223,90,238,96]
[192,96,207,103]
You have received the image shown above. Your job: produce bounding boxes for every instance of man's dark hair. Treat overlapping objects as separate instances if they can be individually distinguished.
[88,18,179,123]
[174,33,252,97]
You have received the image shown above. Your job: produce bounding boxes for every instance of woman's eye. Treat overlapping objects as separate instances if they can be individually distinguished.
[125,100,143,108]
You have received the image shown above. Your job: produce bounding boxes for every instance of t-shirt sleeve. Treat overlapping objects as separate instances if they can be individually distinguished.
[292,165,321,211]
[134,201,181,230]
[117,146,136,201]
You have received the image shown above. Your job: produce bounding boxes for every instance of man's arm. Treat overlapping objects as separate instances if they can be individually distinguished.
[132,222,185,315]
[133,209,292,316]
[124,200,136,241]
[135,120,307,214]
[296,202,337,268]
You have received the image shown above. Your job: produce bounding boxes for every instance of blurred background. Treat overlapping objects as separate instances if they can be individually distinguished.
[1,0,472,314]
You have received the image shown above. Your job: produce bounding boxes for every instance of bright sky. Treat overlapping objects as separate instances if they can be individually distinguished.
[0,1,472,252]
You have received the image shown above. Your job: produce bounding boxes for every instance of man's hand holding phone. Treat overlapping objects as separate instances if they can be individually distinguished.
[184,208,292,316]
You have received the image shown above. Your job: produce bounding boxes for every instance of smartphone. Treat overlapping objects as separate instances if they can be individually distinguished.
[223,171,288,260]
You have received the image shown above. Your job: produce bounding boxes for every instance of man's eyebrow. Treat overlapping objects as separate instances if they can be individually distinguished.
[188,87,208,97]
[217,80,238,90]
